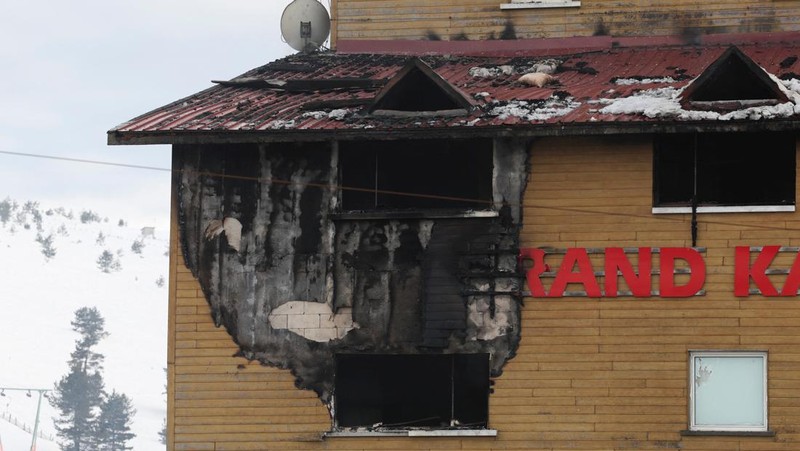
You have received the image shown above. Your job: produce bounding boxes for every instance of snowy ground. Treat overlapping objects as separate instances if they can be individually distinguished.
[0,198,169,450]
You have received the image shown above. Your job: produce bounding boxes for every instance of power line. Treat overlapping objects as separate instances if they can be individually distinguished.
[0,150,171,173]
[3,149,800,234]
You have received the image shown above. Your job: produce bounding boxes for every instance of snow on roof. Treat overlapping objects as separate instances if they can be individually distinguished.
[109,34,800,144]
[599,67,800,121]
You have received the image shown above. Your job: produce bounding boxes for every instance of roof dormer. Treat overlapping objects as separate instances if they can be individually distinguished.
[369,58,475,117]
[681,46,788,111]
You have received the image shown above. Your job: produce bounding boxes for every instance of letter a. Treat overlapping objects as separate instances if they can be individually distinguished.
[549,248,602,297]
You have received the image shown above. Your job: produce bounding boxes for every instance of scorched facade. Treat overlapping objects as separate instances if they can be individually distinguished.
[109,3,800,448]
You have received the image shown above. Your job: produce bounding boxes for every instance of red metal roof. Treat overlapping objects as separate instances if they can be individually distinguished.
[109,33,800,144]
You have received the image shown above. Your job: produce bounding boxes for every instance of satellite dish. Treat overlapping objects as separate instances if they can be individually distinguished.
[280,0,331,52]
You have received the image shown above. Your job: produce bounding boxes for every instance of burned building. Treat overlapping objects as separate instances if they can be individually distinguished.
[111,18,800,451]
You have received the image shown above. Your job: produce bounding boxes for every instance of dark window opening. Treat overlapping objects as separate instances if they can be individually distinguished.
[339,139,493,211]
[691,56,777,101]
[654,132,796,208]
[375,67,462,111]
[370,59,472,113]
[681,46,788,104]
[334,354,490,429]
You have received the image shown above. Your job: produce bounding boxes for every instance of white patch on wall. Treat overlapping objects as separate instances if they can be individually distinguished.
[465,295,513,341]
[203,217,243,251]
[417,220,434,249]
[268,301,358,342]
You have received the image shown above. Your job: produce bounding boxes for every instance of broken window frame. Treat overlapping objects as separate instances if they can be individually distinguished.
[652,132,796,214]
[337,138,495,215]
[329,353,493,435]
[687,351,769,433]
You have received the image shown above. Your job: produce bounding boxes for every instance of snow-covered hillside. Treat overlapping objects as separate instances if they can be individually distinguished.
[0,198,169,450]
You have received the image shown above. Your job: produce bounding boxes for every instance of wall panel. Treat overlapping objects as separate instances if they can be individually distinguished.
[333,0,800,43]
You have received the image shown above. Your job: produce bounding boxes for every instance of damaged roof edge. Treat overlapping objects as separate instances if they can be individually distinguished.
[107,120,800,146]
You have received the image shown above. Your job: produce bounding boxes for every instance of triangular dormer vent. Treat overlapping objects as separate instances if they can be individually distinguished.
[369,58,475,117]
[681,46,788,111]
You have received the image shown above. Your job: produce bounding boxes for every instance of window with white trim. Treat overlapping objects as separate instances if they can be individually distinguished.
[653,132,796,213]
[500,0,580,9]
[689,351,768,432]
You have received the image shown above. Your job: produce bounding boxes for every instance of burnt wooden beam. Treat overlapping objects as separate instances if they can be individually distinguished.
[372,108,469,118]
[262,62,320,73]
[300,98,373,110]
[284,78,386,92]
[687,99,781,112]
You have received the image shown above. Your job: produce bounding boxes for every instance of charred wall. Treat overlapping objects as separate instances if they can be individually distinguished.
[174,138,528,408]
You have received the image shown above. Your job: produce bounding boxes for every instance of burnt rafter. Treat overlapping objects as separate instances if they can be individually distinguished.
[300,98,372,110]
[681,46,789,106]
[369,57,476,116]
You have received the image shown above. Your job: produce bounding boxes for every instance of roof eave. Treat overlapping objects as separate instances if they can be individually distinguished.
[107,119,800,146]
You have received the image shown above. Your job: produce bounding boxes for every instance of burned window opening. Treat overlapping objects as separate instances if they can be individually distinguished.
[653,132,796,208]
[339,139,493,211]
[334,353,490,429]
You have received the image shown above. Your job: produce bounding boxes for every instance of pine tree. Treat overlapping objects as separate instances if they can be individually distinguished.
[96,391,136,451]
[36,233,57,260]
[97,250,122,273]
[159,418,167,445]
[0,197,15,225]
[49,307,108,451]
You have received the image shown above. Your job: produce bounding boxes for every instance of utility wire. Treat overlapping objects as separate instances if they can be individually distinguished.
[0,150,171,173]
[2,149,800,233]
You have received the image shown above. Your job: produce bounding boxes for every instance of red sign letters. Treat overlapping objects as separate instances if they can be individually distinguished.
[521,246,799,298]
[734,246,800,297]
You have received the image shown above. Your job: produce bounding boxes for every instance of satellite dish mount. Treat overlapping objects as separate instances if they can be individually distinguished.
[281,0,331,53]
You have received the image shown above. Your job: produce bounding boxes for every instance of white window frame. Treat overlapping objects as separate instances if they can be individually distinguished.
[688,351,768,433]
[653,205,795,215]
[500,0,580,10]
[652,132,796,213]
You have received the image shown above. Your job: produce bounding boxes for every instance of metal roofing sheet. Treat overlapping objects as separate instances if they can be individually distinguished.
[109,35,800,143]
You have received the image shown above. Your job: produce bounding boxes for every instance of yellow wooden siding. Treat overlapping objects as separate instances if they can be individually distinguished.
[167,135,800,449]
[168,256,331,450]
[514,135,800,450]
[332,0,800,43]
